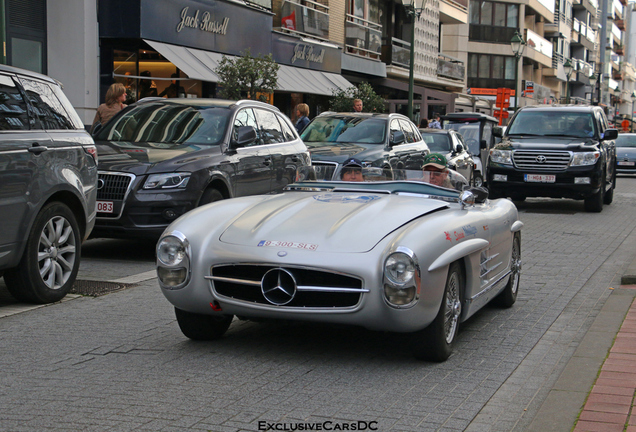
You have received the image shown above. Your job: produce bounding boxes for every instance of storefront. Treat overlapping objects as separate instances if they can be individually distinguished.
[98,0,352,119]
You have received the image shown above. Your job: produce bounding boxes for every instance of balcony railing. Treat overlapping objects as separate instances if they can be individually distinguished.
[345,14,382,59]
[615,19,625,30]
[438,54,465,80]
[279,0,329,40]
[525,28,553,58]
[390,37,411,68]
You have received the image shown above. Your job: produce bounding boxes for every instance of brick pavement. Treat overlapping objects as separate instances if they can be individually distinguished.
[573,284,636,432]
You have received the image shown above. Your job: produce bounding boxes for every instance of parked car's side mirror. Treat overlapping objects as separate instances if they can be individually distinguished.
[492,126,503,138]
[480,139,488,149]
[230,126,257,150]
[602,128,618,140]
[456,143,464,153]
[390,130,405,145]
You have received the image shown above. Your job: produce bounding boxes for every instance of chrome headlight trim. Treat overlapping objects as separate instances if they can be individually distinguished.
[570,151,600,167]
[383,246,421,309]
[490,149,513,165]
[156,230,191,290]
[143,172,191,190]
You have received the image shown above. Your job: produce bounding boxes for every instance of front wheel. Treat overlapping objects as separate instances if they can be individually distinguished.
[494,233,521,308]
[411,262,463,362]
[4,202,81,304]
[175,308,233,340]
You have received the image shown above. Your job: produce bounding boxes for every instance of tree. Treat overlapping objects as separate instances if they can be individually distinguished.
[329,81,386,113]
[215,49,279,101]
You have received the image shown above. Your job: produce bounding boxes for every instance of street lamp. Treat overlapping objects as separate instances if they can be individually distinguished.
[402,0,427,122]
[631,91,636,133]
[589,73,598,104]
[563,58,573,104]
[510,31,526,112]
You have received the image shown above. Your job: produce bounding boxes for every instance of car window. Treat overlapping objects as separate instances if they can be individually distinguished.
[301,117,343,143]
[0,74,36,131]
[277,113,296,142]
[398,119,416,143]
[19,78,75,130]
[254,108,285,145]
[616,135,636,147]
[335,118,386,144]
[421,133,451,152]
[97,103,230,145]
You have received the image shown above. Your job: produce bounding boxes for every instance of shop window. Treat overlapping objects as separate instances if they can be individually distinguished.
[11,38,43,74]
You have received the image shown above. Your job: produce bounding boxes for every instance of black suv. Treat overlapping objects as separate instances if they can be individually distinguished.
[0,65,98,303]
[92,99,310,239]
[488,106,617,212]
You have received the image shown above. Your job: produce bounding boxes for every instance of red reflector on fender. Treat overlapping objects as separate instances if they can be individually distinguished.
[210,302,222,312]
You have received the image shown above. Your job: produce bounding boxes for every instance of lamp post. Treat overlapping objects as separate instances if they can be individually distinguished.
[510,31,526,112]
[631,91,636,133]
[589,73,598,105]
[563,58,573,104]
[402,0,426,122]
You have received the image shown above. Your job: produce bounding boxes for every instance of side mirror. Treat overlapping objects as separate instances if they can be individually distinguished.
[456,143,464,153]
[390,130,405,145]
[230,125,257,149]
[480,139,488,149]
[602,128,618,140]
[492,126,503,138]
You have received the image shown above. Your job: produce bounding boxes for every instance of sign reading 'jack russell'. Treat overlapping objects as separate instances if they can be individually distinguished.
[176,6,229,35]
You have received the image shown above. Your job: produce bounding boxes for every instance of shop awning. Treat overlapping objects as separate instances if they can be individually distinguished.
[143,40,353,96]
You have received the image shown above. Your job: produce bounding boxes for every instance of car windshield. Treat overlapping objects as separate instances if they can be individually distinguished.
[94,102,231,145]
[293,166,468,194]
[444,123,480,154]
[421,133,452,152]
[301,116,386,145]
[507,111,596,138]
[616,135,636,147]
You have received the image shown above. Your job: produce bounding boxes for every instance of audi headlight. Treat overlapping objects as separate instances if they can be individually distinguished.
[490,149,513,165]
[157,233,190,289]
[571,151,600,166]
[383,250,420,307]
[144,173,191,190]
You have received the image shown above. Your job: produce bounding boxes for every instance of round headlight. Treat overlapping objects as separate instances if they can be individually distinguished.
[157,236,187,266]
[385,252,416,286]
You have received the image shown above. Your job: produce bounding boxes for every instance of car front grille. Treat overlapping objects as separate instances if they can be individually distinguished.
[208,264,365,308]
[97,172,135,200]
[513,150,571,170]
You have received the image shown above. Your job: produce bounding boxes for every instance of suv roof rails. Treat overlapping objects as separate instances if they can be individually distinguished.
[235,99,281,111]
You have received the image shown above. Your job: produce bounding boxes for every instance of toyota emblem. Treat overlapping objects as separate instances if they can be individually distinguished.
[536,155,547,163]
[261,268,297,306]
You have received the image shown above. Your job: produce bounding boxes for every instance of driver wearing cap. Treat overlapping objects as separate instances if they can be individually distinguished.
[421,153,469,190]
[340,158,365,182]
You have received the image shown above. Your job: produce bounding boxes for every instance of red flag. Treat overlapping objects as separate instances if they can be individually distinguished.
[282,11,296,31]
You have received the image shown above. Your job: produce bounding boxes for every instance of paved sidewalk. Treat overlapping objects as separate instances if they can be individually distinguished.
[573,283,636,432]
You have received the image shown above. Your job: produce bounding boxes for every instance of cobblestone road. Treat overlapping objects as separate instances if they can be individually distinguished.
[1,177,636,431]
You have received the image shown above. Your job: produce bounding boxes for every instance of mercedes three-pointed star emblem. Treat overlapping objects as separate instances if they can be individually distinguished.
[261,268,297,305]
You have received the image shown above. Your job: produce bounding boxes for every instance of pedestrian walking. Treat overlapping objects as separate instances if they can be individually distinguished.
[419,118,429,129]
[429,113,442,129]
[91,82,127,132]
[295,103,310,133]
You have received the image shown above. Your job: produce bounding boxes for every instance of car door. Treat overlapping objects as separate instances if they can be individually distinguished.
[0,73,53,261]
[595,109,616,183]
[231,107,272,197]
[260,110,306,191]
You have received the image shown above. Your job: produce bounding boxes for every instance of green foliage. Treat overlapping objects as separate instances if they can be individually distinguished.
[215,49,279,101]
[329,82,386,113]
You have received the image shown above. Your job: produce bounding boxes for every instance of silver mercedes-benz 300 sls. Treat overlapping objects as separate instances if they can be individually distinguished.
[157,167,523,361]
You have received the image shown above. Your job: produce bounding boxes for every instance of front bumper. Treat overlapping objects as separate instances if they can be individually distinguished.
[487,163,603,199]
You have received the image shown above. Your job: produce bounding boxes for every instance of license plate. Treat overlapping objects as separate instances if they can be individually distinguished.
[97,201,114,213]
[618,161,635,166]
[524,174,556,183]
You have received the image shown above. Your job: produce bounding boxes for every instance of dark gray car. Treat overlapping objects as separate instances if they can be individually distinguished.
[92,99,310,239]
[0,65,98,303]
[616,133,636,174]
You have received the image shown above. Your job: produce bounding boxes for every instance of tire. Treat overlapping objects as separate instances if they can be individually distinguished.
[4,202,80,304]
[473,173,484,188]
[199,188,223,206]
[411,262,463,362]
[175,308,233,340]
[584,177,604,213]
[494,233,521,308]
